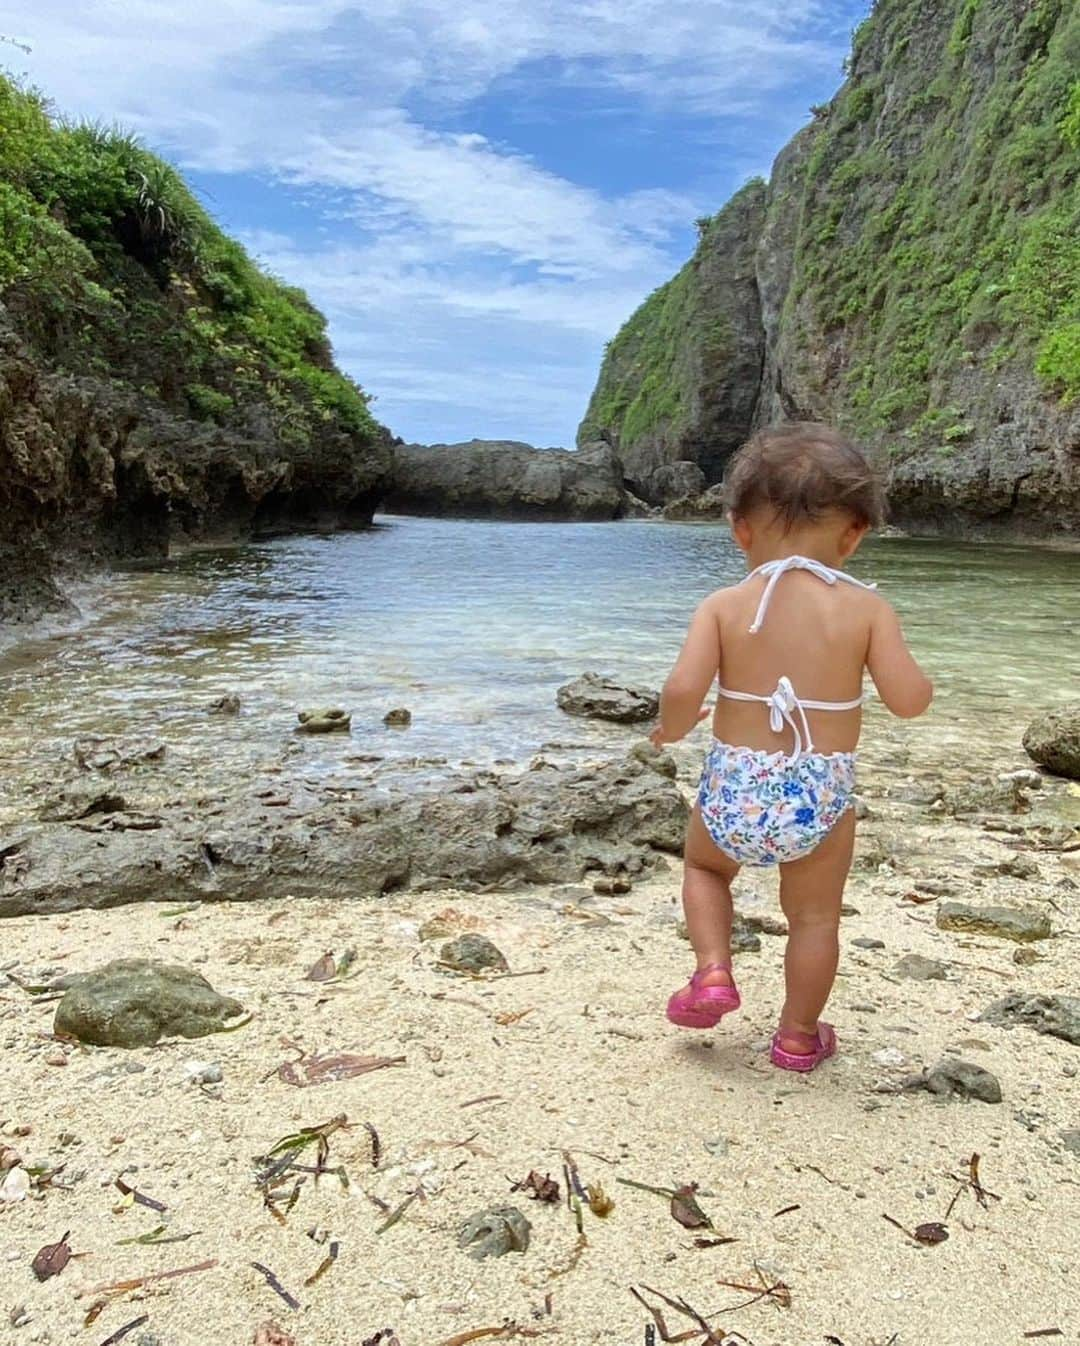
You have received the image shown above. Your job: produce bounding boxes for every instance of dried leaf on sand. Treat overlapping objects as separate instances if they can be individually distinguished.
[670,1184,712,1230]
[31,1231,71,1280]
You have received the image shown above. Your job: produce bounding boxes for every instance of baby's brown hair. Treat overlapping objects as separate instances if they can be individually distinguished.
[723,422,884,530]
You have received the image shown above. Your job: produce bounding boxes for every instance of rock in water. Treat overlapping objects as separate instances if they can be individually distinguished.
[383,708,412,727]
[556,673,659,724]
[297,708,351,734]
[54,959,243,1047]
[893,954,948,982]
[439,933,509,974]
[1023,703,1080,780]
[457,1206,531,1259]
[915,1059,1003,1104]
[936,902,1051,943]
[981,994,1080,1047]
[210,693,241,715]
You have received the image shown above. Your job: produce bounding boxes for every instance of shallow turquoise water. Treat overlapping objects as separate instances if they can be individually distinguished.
[0,517,1077,790]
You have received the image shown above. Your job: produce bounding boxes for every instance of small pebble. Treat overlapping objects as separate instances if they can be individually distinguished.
[852,937,885,950]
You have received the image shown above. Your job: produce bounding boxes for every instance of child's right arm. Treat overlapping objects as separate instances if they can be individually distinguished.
[866,600,934,718]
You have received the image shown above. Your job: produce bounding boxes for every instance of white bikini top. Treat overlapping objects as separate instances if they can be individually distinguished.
[716,555,876,758]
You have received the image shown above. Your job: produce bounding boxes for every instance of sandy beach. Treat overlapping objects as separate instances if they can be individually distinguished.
[2,728,1079,1346]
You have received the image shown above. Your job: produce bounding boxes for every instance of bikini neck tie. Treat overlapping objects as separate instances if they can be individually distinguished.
[747,555,875,634]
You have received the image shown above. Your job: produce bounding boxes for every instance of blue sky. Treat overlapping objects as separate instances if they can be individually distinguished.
[0,0,868,445]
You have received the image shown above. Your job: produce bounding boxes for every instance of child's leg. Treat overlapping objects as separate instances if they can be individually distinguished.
[776,810,856,1051]
[682,804,741,987]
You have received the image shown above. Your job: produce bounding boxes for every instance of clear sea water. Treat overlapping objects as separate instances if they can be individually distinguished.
[0,517,1077,799]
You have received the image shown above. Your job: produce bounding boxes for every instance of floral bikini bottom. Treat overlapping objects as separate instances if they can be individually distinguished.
[697,740,857,867]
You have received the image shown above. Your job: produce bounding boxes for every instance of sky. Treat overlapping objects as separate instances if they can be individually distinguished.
[0,1,869,446]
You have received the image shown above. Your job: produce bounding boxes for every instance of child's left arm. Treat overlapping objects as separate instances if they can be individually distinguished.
[650,598,720,747]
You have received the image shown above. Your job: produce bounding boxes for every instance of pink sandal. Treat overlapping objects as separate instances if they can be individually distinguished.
[666,963,741,1029]
[769,1022,837,1072]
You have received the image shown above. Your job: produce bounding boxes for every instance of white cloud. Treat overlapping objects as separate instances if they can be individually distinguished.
[0,0,857,442]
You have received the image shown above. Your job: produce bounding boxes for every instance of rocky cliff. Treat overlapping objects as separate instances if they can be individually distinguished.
[0,75,392,622]
[579,0,1080,536]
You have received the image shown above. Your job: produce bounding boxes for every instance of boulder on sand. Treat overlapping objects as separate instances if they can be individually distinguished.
[1023,703,1080,780]
[557,672,659,724]
[54,959,243,1047]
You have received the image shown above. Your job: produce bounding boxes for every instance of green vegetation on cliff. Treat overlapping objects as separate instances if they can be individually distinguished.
[578,179,766,494]
[801,0,1079,430]
[0,74,378,445]
[579,0,1080,530]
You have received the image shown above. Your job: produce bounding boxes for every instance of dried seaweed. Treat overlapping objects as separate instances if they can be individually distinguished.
[114,1177,167,1213]
[114,1225,200,1247]
[511,1171,560,1203]
[252,1262,301,1311]
[630,1284,726,1345]
[303,1240,340,1287]
[76,1259,218,1299]
[98,1315,150,1346]
[586,1182,614,1218]
[278,1052,405,1088]
[363,1121,382,1169]
[435,1327,553,1345]
[376,1189,421,1235]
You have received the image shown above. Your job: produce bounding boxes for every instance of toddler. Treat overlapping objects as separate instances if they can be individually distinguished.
[651,424,933,1071]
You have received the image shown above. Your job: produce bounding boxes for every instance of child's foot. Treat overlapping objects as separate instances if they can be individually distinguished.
[666,963,741,1029]
[770,1022,837,1072]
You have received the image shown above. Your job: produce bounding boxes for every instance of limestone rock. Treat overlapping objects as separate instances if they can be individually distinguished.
[628,739,677,779]
[297,708,351,734]
[54,959,243,1047]
[646,461,707,503]
[944,776,1029,816]
[893,954,948,982]
[2,748,688,917]
[663,484,728,522]
[73,737,166,773]
[1023,703,1080,780]
[386,439,626,521]
[981,994,1080,1047]
[383,708,412,727]
[39,783,127,822]
[458,1206,531,1260]
[439,933,509,974]
[912,1059,1002,1104]
[557,673,659,724]
[936,901,1051,943]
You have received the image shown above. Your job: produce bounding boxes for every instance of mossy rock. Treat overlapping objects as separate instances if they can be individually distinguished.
[54,958,243,1047]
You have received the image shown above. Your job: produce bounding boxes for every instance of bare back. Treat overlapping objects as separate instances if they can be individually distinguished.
[709,570,878,755]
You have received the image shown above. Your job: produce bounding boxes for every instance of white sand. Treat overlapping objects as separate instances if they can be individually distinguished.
[2,753,1079,1346]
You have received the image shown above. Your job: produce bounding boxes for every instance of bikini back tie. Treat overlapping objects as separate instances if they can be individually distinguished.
[718,555,876,757]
